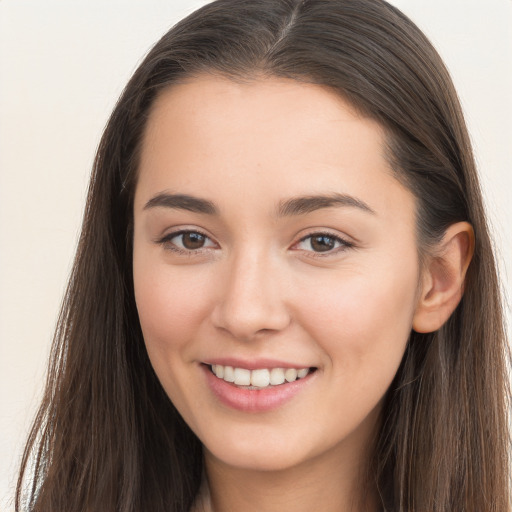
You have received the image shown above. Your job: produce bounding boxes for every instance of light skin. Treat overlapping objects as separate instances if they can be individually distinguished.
[132,76,473,512]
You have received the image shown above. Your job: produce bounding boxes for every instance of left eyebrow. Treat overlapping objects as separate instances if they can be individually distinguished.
[277,193,376,217]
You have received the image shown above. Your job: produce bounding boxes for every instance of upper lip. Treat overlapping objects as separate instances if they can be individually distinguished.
[202,357,314,371]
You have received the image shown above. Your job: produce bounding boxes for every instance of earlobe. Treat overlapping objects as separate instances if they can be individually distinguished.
[412,222,475,333]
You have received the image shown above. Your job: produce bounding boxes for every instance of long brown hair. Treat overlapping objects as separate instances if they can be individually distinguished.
[16,1,510,510]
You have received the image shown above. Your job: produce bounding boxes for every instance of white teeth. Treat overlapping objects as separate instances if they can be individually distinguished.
[210,364,312,388]
[297,368,308,378]
[233,368,251,386]
[223,366,235,382]
[284,368,298,382]
[251,369,270,388]
[213,364,224,378]
[269,368,285,385]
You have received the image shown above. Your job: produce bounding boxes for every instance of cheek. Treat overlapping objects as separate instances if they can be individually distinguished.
[133,258,213,364]
[295,259,419,377]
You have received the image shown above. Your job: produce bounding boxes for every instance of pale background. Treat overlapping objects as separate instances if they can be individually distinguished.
[1,1,511,510]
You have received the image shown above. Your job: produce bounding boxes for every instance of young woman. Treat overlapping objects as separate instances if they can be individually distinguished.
[16,0,510,511]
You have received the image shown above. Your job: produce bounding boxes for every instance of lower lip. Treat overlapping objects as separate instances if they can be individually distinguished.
[202,365,316,413]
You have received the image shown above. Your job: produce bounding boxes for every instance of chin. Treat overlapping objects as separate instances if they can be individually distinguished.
[199,421,335,474]
[205,441,309,473]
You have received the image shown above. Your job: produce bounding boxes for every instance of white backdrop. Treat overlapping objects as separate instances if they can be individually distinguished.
[1,1,511,510]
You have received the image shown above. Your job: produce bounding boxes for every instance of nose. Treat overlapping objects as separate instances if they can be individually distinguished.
[211,248,291,341]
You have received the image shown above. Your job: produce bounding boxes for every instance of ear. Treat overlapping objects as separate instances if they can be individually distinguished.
[412,222,475,333]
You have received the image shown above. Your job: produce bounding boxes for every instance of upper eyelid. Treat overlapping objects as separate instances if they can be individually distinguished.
[295,228,354,245]
[293,233,353,249]
[157,227,214,242]
[298,231,348,242]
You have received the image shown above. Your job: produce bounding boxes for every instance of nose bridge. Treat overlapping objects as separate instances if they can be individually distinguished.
[212,244,290,340]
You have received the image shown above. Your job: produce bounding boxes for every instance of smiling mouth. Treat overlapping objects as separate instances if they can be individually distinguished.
[208,364,316,389]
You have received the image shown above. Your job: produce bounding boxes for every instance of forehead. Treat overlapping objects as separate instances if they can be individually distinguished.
[135,75,414,226]
[142,75,381,159]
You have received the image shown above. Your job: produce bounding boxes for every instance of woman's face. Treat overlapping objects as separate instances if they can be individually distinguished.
[133,76,421,473]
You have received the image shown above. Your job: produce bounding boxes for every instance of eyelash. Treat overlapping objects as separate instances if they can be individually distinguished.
[293,232,354,257]
[156,229,354,257]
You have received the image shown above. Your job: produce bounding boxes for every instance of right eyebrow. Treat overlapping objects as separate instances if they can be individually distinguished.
[143,193,218,215]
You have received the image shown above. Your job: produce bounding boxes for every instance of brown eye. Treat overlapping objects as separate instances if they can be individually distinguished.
[181,232,206,250]
[310,235,337,252]
[294,232,352,255]
[159,230,216,253]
